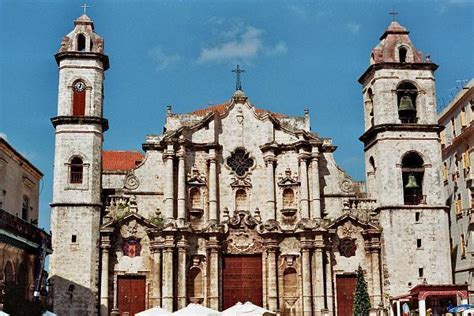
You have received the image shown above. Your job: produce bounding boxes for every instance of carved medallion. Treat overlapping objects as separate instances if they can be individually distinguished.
[124,174,139,190]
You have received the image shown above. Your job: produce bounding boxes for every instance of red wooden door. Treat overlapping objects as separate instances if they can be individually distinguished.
[117,276,146,316]
[336,275,357,316]
[222,255,263,309]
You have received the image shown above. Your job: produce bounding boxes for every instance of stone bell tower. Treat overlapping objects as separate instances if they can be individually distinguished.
[49,14,109,316]
[358,20,451,302]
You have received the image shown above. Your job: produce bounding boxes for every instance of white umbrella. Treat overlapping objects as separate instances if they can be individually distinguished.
[136,306,172,316]
[222,301,276,316]
[42,312,57,316]
[173,303,221,316]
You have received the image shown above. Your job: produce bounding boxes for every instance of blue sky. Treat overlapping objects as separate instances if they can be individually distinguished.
[1,0,473,232]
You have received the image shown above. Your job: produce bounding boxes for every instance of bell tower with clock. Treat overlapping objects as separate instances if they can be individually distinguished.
[49,13,109,316]
[358,20,452,302]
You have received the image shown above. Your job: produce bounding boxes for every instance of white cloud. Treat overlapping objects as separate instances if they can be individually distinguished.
[197,21,287,64]
[347,22,361,34]
[148,46,181,71]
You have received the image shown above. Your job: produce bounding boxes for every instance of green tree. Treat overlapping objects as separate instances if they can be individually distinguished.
[353,265,371,316]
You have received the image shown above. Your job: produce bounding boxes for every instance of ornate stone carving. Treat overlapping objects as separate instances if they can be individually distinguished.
[226,210,261,229]
[257,219,282,234]
[187,165,206,186]
[277,168,300,187]
[225,147,255,178]
[340,177,353,193]
[124,173,139,190]
[225,231,263,254]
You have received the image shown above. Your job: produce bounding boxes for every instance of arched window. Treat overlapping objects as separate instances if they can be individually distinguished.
[77,34,86,51]
[402,152,424,205]
[397,82,418,123]
[70,157,84,184]
[235,189,247,211]
[282,188,295,209]
[283,268,298,297]
[189,188,201,209]
[188,267,203,303]
[21,196,29,221]
[369,157,376,173]
[4,261,14,284]
[399,47,408,63]
[72,81,86,116]
[367,88,374,127]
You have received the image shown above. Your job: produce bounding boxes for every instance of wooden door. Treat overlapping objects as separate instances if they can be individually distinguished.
[117,276,146,316]
[222,255,263,309]
[336,274,357,316]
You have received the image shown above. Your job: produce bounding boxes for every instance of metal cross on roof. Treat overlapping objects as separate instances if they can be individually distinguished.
[389,9,398,21]
[232,65,245,91]
[81,3,90,14]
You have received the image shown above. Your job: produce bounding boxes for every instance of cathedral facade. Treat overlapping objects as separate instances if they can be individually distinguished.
[49,14,452,316]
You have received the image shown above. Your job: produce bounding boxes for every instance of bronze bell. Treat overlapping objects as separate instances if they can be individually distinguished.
[405,174,419,189]
[399,95,415,112]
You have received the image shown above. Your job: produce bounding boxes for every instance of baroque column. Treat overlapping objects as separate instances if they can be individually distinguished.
[207,236,220,310]
[325,248,334,314]
[208,149,218,222]
[299,152,310,219]
[99,236,111,316]
[150,239,162,308]
[311,147,322,218]
[312,236,325,316]
[264,154,277,219]
[301,239,313,314]
[162,235,175,311]
[177,145,186,223]
[265,240,279,312]
[163,144,175,220]
[177,236,188,309]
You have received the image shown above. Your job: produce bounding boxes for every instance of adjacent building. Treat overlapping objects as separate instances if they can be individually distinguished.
[438,80,474,300]
[49,14,457,316]
[0,137,51,311]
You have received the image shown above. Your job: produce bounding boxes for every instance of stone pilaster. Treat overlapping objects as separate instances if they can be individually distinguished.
[207,237,220,310]
[325,248,334,314]
[311,147,322,218]
[264,155,277,219]
[162,235,175,311]
[265,239,279,312]
[208,149,218,222]
[99,237,111,316]
[301,239,313,314]
[312,236,325,316]
[299,152,311,219]
[163,144,175,220]
[150,239,163,308]
[177,236,188,309]
[177,145,186,223]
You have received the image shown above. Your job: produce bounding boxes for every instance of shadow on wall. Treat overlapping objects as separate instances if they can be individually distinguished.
[48,275,98,316]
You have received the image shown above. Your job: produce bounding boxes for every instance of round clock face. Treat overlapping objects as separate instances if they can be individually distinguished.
[73,81,86,92]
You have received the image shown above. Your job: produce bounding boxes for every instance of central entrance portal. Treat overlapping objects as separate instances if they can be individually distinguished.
[222,254,263,309]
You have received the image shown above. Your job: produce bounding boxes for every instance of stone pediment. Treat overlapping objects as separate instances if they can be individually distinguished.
[230,177,252,188]
[100,212,158,233]
[277,168,300,187]
[187,165,207,186]
[326,213,381,234]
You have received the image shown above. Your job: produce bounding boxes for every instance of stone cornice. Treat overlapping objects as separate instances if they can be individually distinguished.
[359,123,443,146]
[55,51,110,70]
[358,62,438,85]
[51,116,109,131]
[50,202,102,207]
[0,138,43,179]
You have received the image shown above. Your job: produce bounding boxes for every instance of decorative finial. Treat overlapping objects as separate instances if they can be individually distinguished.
[389,9,398,21]
[231,65,245,91]
[81,3,90,14]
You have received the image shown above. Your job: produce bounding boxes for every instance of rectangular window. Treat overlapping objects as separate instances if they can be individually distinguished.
[443,164,449,182]
[456,194,463,216]
[463,152,471,170]
[71,235,77,243]
[461,234,467,259]
[418,268,424,278]
[461,107,467,127]
[415,212,420,222]
[417,239,422,248]
[452,118,457,137]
